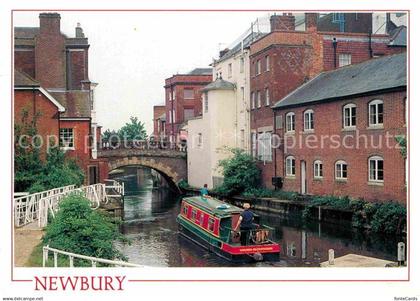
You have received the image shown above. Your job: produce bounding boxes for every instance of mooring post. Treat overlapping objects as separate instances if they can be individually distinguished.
[42,247,46,267]
[328,249,335,265]
[69,256,74,268]
[53,251,58,268]
[397,242,406,266]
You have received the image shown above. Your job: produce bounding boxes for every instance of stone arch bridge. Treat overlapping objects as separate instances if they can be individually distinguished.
[97,148,187,189]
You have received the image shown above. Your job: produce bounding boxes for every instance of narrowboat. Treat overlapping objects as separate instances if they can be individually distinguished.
[176,196,280,262]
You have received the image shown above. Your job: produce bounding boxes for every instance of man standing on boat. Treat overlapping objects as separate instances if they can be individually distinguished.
[200,184,209,197]
[234,203,255,245]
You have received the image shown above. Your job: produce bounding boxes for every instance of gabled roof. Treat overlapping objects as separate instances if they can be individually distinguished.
[388,26,407,47]
[14,70,66,112]
[49,91,91,118]
[273,53,406,109]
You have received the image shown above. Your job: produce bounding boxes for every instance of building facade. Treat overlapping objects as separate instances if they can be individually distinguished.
[164,68,212,143]
[14,13,108,185]
[272,54,407,203]
[152,104,166,138]
[249,12,407,189]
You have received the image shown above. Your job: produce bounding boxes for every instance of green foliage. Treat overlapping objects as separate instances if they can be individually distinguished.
[14,111,85,193]
[215,148,261,196]
[43,194,128,263]
[310,195,351,210]
[395,135,407,158]
[242,187,299,201]
[371,202,406,234]
[118,116,147,141]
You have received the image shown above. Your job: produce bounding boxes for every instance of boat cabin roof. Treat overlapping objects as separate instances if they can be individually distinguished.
[182,196,243,218]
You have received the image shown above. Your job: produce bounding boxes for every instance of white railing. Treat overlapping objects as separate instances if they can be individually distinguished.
[38,183,109,228]
[42,245,142,268]
[104,179,125,197]
[14,185,76,227]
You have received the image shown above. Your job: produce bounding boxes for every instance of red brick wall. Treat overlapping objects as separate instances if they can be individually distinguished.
[14,89,60,157]
[14,49,35,78]
[153,105,166,136]
[274,90,407,203]
[69,50,87,89]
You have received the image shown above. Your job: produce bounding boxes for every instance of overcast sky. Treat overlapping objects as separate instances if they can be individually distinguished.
[13,11,271,134]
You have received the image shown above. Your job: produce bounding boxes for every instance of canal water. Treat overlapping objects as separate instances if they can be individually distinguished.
[113,167,404,267]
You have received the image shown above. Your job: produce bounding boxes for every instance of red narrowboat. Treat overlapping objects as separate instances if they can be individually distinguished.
[176,196,280,262]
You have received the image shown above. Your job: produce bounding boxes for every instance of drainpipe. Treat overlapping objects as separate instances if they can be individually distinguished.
[171,85,174,147]
[273,109,277,190]
[368,30,373,58]
[332,37,337,69]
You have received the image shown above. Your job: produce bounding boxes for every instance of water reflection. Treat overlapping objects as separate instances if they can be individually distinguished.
[112,167,405,267]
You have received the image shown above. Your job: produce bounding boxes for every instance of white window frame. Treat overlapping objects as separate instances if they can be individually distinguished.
[265,88,270,106]
[338,53,352,67]
[369,99,384,127]
[286,112,295,133]
[335,160,348,180]
[257,91,261,108]
[59,128,75,149]
[251,132,257,158]
[368,156,384,182]
[285,156,296,177]
[343,103,357,129]
[256,59,261,75]
[314,160,323,179]
[257,132,272,163]
[265,55,270,71]
[251,92,255,109]
[303,109,314,131]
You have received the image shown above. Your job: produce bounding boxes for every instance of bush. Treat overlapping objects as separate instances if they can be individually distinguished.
[216,148,261,196]
[177,179,190,190]
[242,188,298,201]
[42,194,128,264]
[371,202,406,234]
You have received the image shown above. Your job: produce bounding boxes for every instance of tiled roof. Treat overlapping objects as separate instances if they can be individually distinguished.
[14,27,39,38]
[14,69,39,87]
[273,53,406,109]
[202,78,235,92]
[188,68,212,75]
[388,26,406,47]
[49,91,91,118]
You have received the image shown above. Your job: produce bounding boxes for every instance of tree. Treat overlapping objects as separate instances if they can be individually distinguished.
[42,194,127,264]
[215,148,261,196]
[118,116,147,141]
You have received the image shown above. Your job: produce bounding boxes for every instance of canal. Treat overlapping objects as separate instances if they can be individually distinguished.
[112,167,404,267]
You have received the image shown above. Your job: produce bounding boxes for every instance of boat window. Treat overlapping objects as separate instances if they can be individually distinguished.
[183,205,188,216]
[208,218,215,232]
[199,214,204,225]
[191,209,197,220]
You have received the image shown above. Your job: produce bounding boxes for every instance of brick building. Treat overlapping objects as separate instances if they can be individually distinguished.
[249,13,407,190]
[14,13,108,185]
[164,68,212,142]
[272,54,407,203]
[152,104,166,138]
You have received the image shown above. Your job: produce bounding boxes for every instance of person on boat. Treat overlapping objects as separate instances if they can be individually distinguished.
[234,203,255,246]
[200,184,209,197]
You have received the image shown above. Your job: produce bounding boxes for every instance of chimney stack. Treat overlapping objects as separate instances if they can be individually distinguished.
[75,22,85,38]
[270,13,296,32]
[305,13,318,32]
[39,13,61,35]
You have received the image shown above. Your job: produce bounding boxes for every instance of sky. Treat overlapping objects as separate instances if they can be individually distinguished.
[13,11,271,134]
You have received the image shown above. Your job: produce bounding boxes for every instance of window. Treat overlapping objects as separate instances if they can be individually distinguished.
[240,57,244,73]
[184,108,195,120]
[286,112,295,132]
[199,213,204,225]
[304,109,314,131]
[286,156,296,177]
[256,91,261,108]
[204,92,209,113]
[250,92,255,109]
[241,87,245,101]
[256,59,261,75]
[60,128,74,148]
[191,209,197,220]
[265,55,270,71]
[369,99,384,126]
[275,115,283,129]
[208,218,215,232]
[343,103,356,128]
[183,205,188,216]
[168,110,176,124]
[228,63,232,78]
[257,132,272,162]
[338,54,352,67]
[183,88,194,99]
[197,133,202,147]
[265,88,270,106]
[314,160,323,178]
[251,132,257,158]
[335,160,348,180]
[369,156,384,182]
